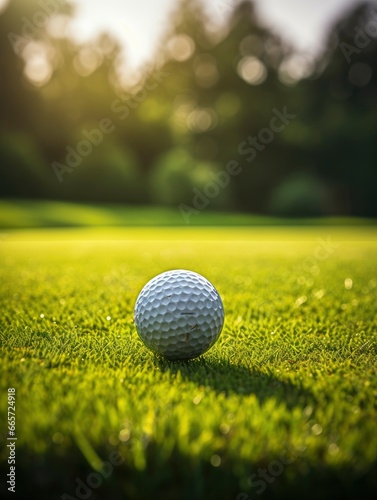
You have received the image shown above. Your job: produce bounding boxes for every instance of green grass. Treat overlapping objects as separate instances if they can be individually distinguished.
[1,199,376,228]
[0,226,377,499]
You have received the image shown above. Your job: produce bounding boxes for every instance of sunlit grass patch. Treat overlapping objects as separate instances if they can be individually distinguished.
[0,226,376,499]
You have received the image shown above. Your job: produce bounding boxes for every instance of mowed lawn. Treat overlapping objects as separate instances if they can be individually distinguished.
[0,226,376,500]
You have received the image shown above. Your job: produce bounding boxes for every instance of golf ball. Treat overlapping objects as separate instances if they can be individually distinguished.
[134,270,224,360]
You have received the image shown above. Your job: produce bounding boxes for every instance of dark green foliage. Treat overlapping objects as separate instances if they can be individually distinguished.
[0,0,377,214]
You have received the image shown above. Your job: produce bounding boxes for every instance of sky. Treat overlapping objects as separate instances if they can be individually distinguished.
[67,0,369,71]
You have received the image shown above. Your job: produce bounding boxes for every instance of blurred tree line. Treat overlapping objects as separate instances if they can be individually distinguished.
[0,0,376,216]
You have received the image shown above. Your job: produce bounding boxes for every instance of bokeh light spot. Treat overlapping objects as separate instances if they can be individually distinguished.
[47,15,70,39]
[279,55,313,86]
[210,454,222,467]
[73,48,102,77]
[187,108,218,133]
[237,57,267,85]
[24,57,52,86]
[52,432,64,444]
[344,278,353,290]
[167,34,195,62]
[22,42,54,87]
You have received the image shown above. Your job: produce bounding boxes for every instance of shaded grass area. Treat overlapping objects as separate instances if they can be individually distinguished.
[1,199,376,228]
[0,227,376,499]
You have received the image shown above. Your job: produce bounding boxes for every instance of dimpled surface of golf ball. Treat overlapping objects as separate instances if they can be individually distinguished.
[134,270,224,360]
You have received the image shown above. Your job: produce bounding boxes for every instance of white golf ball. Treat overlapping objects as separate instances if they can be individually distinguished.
[134,270,224,360]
